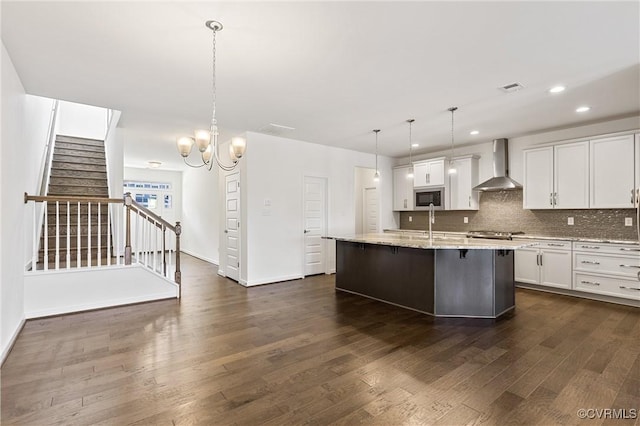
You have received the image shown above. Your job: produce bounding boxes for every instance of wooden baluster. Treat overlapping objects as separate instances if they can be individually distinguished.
[97,202,102,267]
[43,201,48,271]
[153,220,158,272]
[124,193,132,265]
[87,202,91,267]
[162,225,167,277]
[175,221,182,298]
[32,200,37,271]
[66,201,70,269]
[107,204,111,266]
[77,202,81,268]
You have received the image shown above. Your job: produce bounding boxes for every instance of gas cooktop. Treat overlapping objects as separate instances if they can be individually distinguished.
[465,231,525,240]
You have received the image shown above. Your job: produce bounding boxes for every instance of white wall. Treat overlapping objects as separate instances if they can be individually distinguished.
[56,100,107,140]
[182,166,220,264]
[395,115,640,186]
[24,266,177,318]
[22,95,56,266]
[1,43,27,361]
[233,132,395,286]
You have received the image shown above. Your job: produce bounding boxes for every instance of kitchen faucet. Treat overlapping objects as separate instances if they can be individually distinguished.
[428,203,435,241]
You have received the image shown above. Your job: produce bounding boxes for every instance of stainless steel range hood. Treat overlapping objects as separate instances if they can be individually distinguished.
[472,138,522,192]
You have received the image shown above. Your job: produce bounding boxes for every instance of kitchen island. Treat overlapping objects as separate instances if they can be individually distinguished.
[333,233,533,318]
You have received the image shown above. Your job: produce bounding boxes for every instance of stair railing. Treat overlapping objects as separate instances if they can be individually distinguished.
[123,193,182,297]
[24,192,182,297]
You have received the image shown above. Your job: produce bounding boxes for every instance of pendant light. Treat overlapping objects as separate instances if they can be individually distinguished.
[176,20,246,171]
[406,119,415,179]
[448,107,458,174]
[373,129,381,182]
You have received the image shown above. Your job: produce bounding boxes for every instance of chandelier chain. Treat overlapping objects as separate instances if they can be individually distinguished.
[211,28,217,128]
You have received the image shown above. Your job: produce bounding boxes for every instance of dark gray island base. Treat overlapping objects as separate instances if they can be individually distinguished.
[335,240,516,318]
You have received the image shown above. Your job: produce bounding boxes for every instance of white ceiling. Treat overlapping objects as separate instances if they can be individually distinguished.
[2,1,639,170]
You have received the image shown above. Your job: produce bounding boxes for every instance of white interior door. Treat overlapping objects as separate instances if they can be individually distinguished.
[304,176,326,276]
[363,187,379,233]
[225,173,240,282]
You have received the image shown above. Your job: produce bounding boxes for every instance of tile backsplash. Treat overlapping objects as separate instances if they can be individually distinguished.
[399,189,637,241]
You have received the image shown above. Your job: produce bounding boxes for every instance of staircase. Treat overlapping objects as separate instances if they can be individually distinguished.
[37,135,113,269]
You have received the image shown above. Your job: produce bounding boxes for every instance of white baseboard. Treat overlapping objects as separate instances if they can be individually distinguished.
[180,249,218,266]
[245,273,303,287]
[1,315,26,366]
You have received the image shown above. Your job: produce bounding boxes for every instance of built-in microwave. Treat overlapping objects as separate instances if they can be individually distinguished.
[414,187,445,210]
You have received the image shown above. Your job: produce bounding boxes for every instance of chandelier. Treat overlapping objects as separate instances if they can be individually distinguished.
[176,20,246,171]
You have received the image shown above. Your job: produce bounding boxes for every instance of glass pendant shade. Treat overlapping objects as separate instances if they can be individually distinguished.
[231,137,247,159]
[177,136,195,157]
[194,130,211,152]
[407,166,414,179]
[202,144,213,163]
[373,170,380,182]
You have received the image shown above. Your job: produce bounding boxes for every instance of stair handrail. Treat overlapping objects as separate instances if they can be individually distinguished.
[38,100,59,197]
[123,193,182,295]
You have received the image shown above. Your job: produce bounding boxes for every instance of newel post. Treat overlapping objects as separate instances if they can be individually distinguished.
[124,192,132,265]
[175,221,182,298]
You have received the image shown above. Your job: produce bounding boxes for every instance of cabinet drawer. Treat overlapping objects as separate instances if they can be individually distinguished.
[573,242,640,255]
[574,272,640,300]
[574,253,640,278]
[514,239,571,251]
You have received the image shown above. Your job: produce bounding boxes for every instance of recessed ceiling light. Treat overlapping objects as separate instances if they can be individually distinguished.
[576,106,591,113]
[549,85,566,93]
[148,161,162,168]
[411,143,419,148]
[469,130,479,135]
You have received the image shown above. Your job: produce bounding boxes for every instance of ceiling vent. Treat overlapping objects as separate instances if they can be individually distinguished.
[257,123,296,136]
[499,82,525,93]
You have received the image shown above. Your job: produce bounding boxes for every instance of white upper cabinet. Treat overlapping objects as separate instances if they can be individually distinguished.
[523,141,589,209]
[448,155,479,210]
[393,165,414,211]
[554,141,589,209]
[636,134,640,204]
[413,158,446,187]
[590,135,635,209]
[523,146,554,209]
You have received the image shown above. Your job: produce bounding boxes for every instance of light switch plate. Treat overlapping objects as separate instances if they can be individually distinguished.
[463,217,468,223]
[567,217,574,226]
[409,216,413,222]
[625,217,633,226]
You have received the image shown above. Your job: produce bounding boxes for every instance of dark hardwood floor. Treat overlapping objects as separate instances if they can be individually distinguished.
[1,254,639,425]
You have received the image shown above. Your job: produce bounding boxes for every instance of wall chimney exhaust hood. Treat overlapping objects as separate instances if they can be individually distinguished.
[473,138,522,192]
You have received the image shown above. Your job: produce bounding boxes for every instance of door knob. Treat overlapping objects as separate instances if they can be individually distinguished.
[224,230,228,233]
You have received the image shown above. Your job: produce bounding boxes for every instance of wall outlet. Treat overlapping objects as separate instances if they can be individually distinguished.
[409,216,413,222]
[264,198,271,207]
[463,217,468,224]
[567,217,574,226]
[625,217,633,227]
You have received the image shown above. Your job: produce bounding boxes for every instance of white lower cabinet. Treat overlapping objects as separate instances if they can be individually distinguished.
[514,240,572,289]
[573,242,640,300]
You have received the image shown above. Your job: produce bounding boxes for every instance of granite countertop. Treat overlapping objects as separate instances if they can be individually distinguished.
[383,229,639,246]
[329,233,534,250]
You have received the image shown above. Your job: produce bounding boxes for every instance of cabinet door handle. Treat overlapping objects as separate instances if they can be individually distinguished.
[581,280,600,286]
[581,245,601,249]
[619,286,640,291]
[426,173,430,184]
[549,193,553,206]
[620,264,640,269]
[404,199,407,208]
[620,248,640,252]
[468,196,471,207]
[547,243,565,247]
[632,188,635,205]
[581,260,600,265]
[554,192,558,205]
[539,253,543,266]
